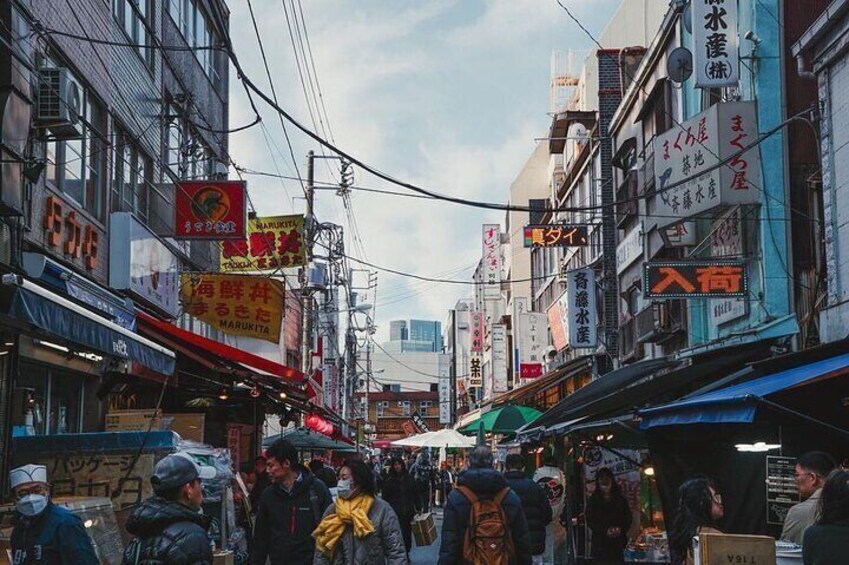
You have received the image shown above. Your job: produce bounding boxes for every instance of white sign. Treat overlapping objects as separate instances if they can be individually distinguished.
[482,224,502,300]
[469,354,483,388]
[616,223,643,274]
[710,206,747,325]
[109,213,180,317]
[491,324,508,393]
[512,297,528,375]
[439,361,451,425]
[653,101,762,228]
[694,0,739,88]
[663,221,698,247]
[519,312,547,379]
[566,268,597,349]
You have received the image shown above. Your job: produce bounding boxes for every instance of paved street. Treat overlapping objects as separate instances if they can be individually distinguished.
[409,507,443,564]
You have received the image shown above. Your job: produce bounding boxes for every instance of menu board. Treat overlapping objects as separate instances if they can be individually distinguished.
[766,456,799,525]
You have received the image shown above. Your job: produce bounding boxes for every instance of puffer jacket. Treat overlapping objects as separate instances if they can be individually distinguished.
[504,470,553,555]
[313,497,408,565]
[438,467,532,565]
[122,497,212,565]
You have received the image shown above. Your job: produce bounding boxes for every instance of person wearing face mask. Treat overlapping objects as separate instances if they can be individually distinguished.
[313,459,408,565]
[9,464,99,565]
[585,467,633,565]
[122,452,217,565]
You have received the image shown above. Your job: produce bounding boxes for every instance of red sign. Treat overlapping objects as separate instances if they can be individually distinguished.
[175,181,246,240]
[520,364,544,379]
[470,310,483,353]
[644,261,747,298]
[43,195,99,271]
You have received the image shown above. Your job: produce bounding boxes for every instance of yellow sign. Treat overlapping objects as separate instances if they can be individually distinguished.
[220,215,306,272]
[181,274,285,343]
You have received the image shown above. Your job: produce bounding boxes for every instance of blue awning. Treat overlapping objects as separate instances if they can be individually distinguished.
[638,352,849,429]
[2,276,175,375]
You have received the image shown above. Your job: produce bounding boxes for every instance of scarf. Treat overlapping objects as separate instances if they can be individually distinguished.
[313,494,376,557]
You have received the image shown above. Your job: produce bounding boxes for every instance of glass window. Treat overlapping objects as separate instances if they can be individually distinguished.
[113,0,154,69]
[49,371,81,434]
[14,364,90,436]
[111,125,152,221]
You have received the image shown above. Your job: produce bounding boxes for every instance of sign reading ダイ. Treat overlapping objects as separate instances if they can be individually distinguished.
[566,268,597,349]
[644,261,747,299]
[693,0,739,88]
[653,102,762,228]
[180,274,285,343]
[43,195,100,271]
[221,215,307,271]
[523,225,588,248]
[175,181,247,239]
[482,224,502,300]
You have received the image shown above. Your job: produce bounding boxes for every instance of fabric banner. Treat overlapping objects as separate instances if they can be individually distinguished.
[221,215,307,272]
[180,274,285,343]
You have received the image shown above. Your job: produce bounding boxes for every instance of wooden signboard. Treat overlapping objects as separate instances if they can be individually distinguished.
[696,533,775,565]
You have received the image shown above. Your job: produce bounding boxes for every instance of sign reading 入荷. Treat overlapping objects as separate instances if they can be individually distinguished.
[644,260,747,299]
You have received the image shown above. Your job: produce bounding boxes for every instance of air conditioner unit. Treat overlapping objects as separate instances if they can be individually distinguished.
[36,67,83,139]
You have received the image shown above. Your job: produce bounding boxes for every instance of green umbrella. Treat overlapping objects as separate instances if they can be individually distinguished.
[476,420,486,446]
[461,405,543,435]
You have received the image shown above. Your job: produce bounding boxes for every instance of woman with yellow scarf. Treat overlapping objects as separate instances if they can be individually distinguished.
[313,459,409,565]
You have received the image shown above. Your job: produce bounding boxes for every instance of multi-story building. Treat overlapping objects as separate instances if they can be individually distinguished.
[357,385,440,447]
[386,318,443,352]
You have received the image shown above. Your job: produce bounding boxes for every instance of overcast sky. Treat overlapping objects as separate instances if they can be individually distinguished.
[226,0,621,342]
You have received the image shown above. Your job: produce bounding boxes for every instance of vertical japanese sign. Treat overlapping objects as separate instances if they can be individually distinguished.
[548,292,568,352]
[175,181,247,239]
[469,355,483,388]
[180,274,285,343]
[221,215,307,272]
[491,324,508,393]
[567,268,597,349]
[710,206,748,325]
[470,310,484,353]
[439,358,451,424]
[653,101,762,228]
[694,0,739,88]
[519,312,546,378]
[482,224,502,300]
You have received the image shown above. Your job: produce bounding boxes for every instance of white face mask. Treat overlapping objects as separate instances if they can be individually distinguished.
[337,479,354,500]
[16,494,48,517]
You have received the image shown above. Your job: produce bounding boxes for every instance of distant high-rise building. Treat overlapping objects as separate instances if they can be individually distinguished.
[390,320,408,341]
[388,319,442,352]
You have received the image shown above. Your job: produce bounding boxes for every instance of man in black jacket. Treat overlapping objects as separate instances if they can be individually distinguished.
[123,453,216,564]
[439,447,532,565]
[504,455,553,564]
[252,438,332,565]
[248,456,270,514]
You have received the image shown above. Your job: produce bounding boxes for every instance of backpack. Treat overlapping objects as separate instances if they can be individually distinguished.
[457,485,515,565]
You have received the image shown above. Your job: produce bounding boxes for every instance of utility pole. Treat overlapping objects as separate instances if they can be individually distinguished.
[301,151,315,379]
[450,308,457,425]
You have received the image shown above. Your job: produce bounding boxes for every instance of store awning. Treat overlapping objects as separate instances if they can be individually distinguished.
[137,312,304,383]
[0,276,175,375]
[639,352,849,429]
[262,427,357,452]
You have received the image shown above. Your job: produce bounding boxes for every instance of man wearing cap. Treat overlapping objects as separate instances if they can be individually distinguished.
[122,452,217,564]
[9,464,98,565]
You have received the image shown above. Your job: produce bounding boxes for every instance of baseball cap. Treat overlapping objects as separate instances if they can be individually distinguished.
[151,452,216,493]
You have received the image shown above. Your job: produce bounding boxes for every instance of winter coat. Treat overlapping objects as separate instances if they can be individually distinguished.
[313,497,408,565]
[803,520,849,565]
[586,491,632,562]
[122,497,212,565]
[504,470,553,555]
[249,471,271,512]
[252,469,333,565]
[381,469,417,522]
[438,467,532,565]
[11,503,98,565]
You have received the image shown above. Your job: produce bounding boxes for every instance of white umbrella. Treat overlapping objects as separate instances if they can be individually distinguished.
[391,428,475,448]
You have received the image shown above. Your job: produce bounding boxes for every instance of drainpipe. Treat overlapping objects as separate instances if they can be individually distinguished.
[796,52,815,80]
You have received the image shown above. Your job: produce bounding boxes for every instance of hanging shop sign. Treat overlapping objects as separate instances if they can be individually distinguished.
[519,312,546,378]
[411,411,431,433]
[710,207,748,325]
[644,260,747,299]
[221,215,307,272]
[523,225,588,248]
[548,292,568,352]
[482,224,502,300]
[566,268,597,349]
[492,324,509,393]
[616,223,643,274]
[693,0,739,88]
[42,195,100,272]
[180,274,285,343]
[439,361,451,425]
[766,456,800,526]
[653,101,762,228]
[469,355,483,388]
[662,221,697,247]
[109,213,180,317]
[470,310,484,353]
[175,180,247,240]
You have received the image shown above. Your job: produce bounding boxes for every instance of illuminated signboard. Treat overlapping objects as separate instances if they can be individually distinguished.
[644,261,747,299]
[523,225,588,248]
[175,180,247,240]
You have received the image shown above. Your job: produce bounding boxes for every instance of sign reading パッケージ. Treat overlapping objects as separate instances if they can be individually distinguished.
[180,274,285,343]
[175,181,247,239]
[220,215,307,272]
[644,261,747,299]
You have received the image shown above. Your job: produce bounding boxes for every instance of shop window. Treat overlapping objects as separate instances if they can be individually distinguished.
[399,400,411,417]
[13,363,92,436]
[167,0,222,87]
[420,400,433,417]
[113,0,155,69]
[111,125,152,222]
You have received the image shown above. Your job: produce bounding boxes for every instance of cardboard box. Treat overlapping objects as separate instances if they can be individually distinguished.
[163,413,205,442]
[213,551,234,565]
[696,533,776,565]
[412,512,437,546]
[105,409,162,432]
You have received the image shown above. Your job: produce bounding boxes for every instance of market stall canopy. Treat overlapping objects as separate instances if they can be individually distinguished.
[459,405,543,435]
[262,427,357,452]
[0,275,176,375]
[639,351,849,429]
[391,429,476,448]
